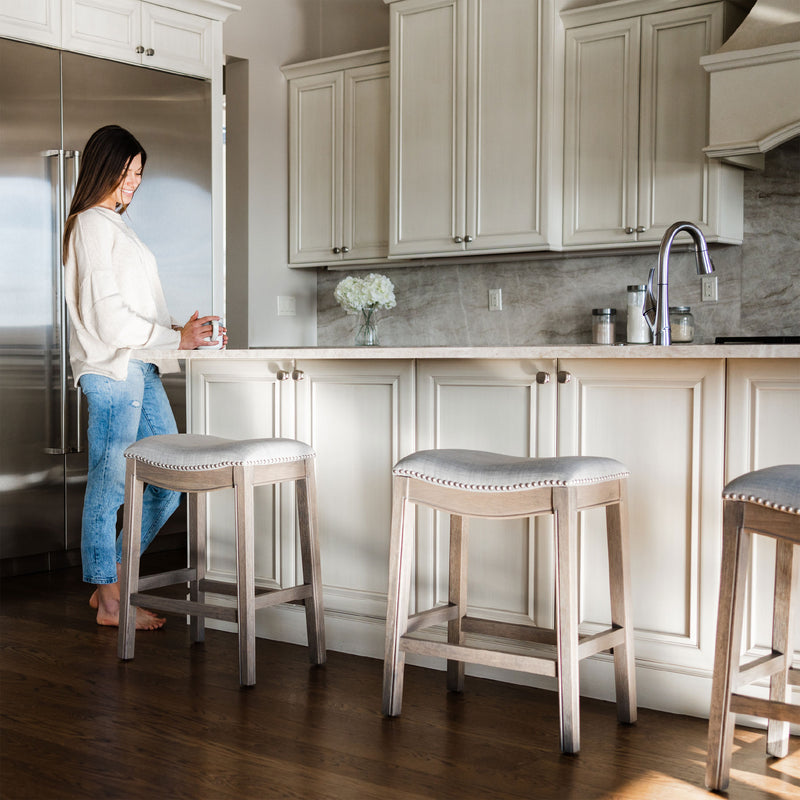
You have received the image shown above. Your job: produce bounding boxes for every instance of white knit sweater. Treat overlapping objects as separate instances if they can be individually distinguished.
[64,206,181,384]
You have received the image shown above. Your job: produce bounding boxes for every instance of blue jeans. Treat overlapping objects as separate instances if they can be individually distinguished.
[79,360,180,584]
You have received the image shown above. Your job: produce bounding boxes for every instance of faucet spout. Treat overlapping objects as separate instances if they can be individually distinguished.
[644,221,715,346]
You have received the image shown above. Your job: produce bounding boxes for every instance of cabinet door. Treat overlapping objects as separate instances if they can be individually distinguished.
[342,62,389,262]
[557,358,725,675]
[389,0,467,257]
[637,5,724,244]
[726,359,800,665]
[288,70,343,264]
[141,2,212,79]
[563,17,640,247]
[467,0,547,252]
[187,359,289,589]
[62,0,141,65]
[0,0,60,46]
[294,359,415,634]
[415,359,557,627]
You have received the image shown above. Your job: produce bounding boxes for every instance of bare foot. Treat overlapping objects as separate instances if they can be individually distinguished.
[90,575,166,630]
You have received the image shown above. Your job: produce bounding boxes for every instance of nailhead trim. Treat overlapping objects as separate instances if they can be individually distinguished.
[393,468,630,492]
[723,492,800,515]
[125,452,313,472]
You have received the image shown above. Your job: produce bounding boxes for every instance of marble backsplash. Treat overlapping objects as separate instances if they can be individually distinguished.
[317,139,799,346]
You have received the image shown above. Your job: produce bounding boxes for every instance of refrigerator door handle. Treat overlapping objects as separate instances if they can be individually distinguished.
[65,149,84,453]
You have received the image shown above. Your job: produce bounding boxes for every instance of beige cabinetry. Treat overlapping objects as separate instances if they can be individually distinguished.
[62,0,213,78]
[387,0,551,258]
[0,0,60,46]
[0,0,218,78]
[725,359,800,679]
[562,1,745,248]
[283,49,390,267]
[186,357,415,649]
[417,357,726,694]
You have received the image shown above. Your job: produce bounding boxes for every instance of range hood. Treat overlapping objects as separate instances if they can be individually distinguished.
[701,0,800,168]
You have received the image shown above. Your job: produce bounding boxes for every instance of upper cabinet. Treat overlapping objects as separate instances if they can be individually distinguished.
[282,49,390,267]
[562,1,746,248]
[386,0,553,258]
[63,0,213,78]
[0,0,232,79]
[0,0,60,46]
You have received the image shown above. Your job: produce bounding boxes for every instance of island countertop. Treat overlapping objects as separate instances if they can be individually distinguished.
[139,343,800,360]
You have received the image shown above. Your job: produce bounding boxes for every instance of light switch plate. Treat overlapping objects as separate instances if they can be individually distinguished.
[277,296,297,316]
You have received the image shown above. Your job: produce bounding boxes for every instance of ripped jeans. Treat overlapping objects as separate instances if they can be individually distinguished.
[79,360,180,584]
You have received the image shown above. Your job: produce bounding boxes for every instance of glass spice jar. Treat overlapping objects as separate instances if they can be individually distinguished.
[592,308,616,344]
[669,306,695,343]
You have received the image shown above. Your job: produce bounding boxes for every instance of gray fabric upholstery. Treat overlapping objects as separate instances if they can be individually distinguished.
[723,464,800,515]
[125,434,314,471]
[393,449,629,492]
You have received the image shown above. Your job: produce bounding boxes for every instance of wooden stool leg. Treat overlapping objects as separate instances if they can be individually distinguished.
[767,539,797,758]
[605,479,637,724]
[554,486,581,754]
[447,514,468,693]
[233,465,256,686]
[297,459,326,665]
[118,459,144,661]
[383,476,414,717]
[189,491,207,644]
[706,501,751,791]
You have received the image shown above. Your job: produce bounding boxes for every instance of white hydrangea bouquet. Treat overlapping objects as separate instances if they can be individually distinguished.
[334,273,396,346]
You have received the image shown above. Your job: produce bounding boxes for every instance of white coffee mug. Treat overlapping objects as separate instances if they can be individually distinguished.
[198,318,224,350]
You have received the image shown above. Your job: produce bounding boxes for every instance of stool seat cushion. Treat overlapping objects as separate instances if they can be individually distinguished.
[723,464,800,515]
[393,450,629,492]
[124,434,314,471]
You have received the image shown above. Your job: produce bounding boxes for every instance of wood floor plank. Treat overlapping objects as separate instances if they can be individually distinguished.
[1,554,798,799]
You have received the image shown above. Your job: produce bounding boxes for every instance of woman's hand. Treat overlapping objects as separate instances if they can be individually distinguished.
[178,311,226,350]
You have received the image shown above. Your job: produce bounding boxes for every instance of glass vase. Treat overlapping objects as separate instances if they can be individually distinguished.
[355,307,379,346]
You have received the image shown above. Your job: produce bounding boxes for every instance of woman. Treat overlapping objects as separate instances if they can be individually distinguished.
[63,125,223,629]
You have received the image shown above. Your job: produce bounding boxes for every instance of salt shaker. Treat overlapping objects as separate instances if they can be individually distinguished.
[592,308,616,344]
[626,284,650,344]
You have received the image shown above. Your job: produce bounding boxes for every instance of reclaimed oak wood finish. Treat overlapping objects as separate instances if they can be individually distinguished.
[383,457,637,754]
[706,492,800,791]
[118,438,326,685]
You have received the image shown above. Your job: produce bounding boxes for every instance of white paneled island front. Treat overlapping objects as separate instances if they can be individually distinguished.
[142,345,800,720]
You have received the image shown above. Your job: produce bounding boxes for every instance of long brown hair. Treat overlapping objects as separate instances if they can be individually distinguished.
[62,125,147,264]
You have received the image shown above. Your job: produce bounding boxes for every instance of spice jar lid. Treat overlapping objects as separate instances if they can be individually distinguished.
[592,308,616,315]
[669,306,691,313]
[627,284,646,291]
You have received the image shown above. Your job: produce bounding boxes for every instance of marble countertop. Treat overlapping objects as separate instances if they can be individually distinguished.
[139,344,800,360]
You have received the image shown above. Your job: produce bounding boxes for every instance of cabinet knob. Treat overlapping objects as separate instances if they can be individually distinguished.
[135,45,145,54]
[145,48,155,57]
[453,236,463,244]
[636,226,646,233]
[332,247,341,254]
[624,227,635,235]
[341,246,350,254]
[535,371,551,384]
[557,371,572,384]
[464,235,473,244]
[291,369,305,381]
[276,370,291,381]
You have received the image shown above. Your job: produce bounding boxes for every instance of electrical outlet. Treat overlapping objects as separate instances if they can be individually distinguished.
[277,295,296,316]
[488,288,503,311]
[701,275,718,303]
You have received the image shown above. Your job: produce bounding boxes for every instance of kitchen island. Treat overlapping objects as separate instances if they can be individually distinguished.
[142,345,799,720]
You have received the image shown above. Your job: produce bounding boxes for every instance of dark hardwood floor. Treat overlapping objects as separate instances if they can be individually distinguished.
[1,551,798,800]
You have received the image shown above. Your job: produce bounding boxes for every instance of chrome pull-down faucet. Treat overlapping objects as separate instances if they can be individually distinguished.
[644,220,715,345]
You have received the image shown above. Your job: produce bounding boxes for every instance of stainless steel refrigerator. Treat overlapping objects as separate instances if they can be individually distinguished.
[0,38,214,575]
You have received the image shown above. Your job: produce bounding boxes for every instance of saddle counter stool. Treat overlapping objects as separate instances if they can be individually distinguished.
[382,449,637,753]
[706,464,800,792]
[118,434,326,686]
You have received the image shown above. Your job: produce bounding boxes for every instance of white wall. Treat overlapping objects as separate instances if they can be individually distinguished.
[222,0,389,346]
